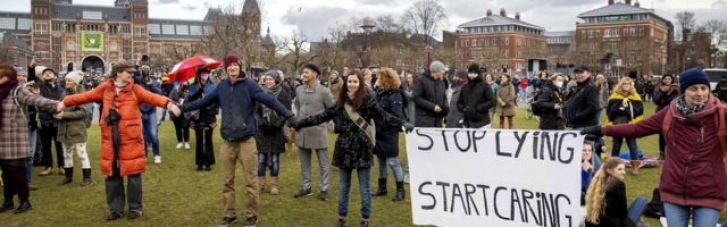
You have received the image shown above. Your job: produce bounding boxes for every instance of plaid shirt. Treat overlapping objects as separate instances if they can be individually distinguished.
[0,84,58,160]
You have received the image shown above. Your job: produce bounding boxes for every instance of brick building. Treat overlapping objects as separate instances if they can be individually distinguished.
[670,29,714,72]
[575,0,672,76]
[0,0,271,74]
[452,9,548,75]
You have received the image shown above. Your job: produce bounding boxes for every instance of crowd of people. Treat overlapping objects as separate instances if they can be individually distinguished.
[2,52,727,227]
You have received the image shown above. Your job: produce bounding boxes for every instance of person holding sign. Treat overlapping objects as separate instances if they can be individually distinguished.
[457,63,496,128]
[606,77,644,175]
[582,67,726,227]
[290,72,413,227]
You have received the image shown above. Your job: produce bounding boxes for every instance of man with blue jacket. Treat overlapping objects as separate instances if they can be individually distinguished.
[182,54,294,227]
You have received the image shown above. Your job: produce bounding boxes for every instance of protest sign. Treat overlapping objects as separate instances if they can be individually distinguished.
[406,128,584,227]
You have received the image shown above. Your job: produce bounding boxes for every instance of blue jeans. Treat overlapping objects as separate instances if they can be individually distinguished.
[611,136,639,160]
[257,153,280,177]
[141,111,160,156]
[339,167,372,219]
[26,128,38,182]
[628,196,648,224]
[377,156,404,182]
[664,202,720,227]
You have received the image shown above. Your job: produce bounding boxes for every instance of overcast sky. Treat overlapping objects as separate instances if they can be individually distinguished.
[8,0,727,41]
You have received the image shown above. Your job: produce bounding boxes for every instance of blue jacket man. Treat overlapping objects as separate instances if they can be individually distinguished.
[133,57,164,163]
[181,54,293,227]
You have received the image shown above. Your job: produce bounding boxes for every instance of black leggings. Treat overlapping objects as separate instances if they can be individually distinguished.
[39,126,64,168]
[172,118,190,143]
[1,160,29,202]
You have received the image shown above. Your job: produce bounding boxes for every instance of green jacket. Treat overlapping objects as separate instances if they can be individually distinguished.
[57,86,89,144]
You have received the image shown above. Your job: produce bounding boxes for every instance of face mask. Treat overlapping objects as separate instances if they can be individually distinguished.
[554,81,564,88]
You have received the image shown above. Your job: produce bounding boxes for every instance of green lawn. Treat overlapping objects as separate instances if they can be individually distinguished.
[0,103,720,226]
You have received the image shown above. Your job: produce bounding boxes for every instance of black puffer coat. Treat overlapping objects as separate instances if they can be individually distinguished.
[532,81,566,130]
[374,88,405,158]
[457,74,495,128]
[38,81,64,128]
[297,94,405,169]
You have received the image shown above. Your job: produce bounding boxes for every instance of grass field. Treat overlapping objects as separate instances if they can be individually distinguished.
[0,102,720,227]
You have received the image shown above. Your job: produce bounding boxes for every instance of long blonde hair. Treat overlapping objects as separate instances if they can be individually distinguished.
[585,158,625,224]
[613,77,637,96]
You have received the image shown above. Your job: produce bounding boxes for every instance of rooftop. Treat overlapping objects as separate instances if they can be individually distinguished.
[457,14,544,31]
[242,0,260,14]
[545,31,576,37]
[578,2,653,18]
[52,3,131,22]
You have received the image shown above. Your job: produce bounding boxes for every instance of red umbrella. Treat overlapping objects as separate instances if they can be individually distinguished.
[167,55,221,83]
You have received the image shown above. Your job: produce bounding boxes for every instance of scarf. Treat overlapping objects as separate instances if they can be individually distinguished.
[0,78,21,127]
[676,95,705,116]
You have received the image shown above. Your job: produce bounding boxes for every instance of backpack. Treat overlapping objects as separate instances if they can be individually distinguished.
[531,91,545,117]
[643,188,664,218]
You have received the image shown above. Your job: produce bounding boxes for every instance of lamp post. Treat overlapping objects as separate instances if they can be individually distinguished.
[360,18,375,68]
[425,45,434,69]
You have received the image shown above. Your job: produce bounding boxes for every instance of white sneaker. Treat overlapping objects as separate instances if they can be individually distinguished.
[154,155,161,164]
[176,143,183,149]
[404,173,410,184]
[184,142,191,150]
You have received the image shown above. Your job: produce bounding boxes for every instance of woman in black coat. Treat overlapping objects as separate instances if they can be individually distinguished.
[371,68,407,201]
[254,70,292,195]
[293,72,412,227]
[651,74,678,160]
[532,73,566,130]
[457,64,496,128]
[169,83,190,149]
[185,69,219,171]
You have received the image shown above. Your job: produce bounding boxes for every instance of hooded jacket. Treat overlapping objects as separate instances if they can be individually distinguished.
[603,95,727,211]
[605,91,644,125]
[457,74,495,128]
[412,71,449,127]
[183,77,293,142]
[62,80,171,176]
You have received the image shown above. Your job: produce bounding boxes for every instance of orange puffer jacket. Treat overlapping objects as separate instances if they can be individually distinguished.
[63,80,170,176]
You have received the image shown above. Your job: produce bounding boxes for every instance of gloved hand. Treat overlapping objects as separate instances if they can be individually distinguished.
[286,116,299,129]
[580,126,603,137]
[402,122,414,133]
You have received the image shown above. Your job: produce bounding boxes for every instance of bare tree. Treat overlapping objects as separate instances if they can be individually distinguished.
[282,31,314,75]
[402,0,446,45]
[675,11,696,41]
[702,19,727,46]
[201,3,262,69]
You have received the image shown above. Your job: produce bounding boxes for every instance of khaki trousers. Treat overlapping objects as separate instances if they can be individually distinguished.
[221,138,259,219]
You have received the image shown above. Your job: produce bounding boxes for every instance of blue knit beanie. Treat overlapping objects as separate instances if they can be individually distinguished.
[679,67,710,93]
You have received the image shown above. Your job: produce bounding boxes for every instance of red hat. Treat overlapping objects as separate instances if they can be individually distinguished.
[223,54,243,69]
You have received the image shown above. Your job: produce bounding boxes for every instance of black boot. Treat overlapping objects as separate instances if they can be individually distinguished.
[81,168,92,186]
[0,199,14,213]
[14,201,31,214]
[57,167,73,185]
[373,178,387,196]
[392,181,405,201]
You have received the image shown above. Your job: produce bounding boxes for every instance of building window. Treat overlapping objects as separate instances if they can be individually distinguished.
[83,11,103,20]
[17,18,31,30]
[0,17,15,29]
[604,28,619,38]
[189,25,202,35]
[109,24,118,34]
[134,26,146,37]
[148,24,160,34]
[162,24,175,35]
[65,23,76,33]
[34,23,48,34]
[34,8,48,15]
[176,25,189,35]
[120,25,130,33]
[52,22,63,32]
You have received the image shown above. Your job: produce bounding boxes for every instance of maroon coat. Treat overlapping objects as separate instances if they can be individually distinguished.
[603,96,727,210]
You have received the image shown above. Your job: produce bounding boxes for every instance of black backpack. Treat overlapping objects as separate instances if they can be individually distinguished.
[643,188,664,218]
[531,90,547,117]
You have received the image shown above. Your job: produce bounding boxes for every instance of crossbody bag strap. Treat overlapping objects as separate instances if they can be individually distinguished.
[344,103,375,145]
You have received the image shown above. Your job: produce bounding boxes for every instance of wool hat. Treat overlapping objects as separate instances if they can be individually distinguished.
[111,61,135,77]
[628,70,638,79]
[429,61,445,73]
[41,67,57,77]
[265,70,281,84]
[679,67,710,93]
[223,54,243,69]
[454,69,468,79]
[65,71,84,85]
[34,66,47,77]
[467,63,481,75]
[304,63,321,75]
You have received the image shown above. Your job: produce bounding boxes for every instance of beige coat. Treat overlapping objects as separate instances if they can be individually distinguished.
[496,83,516,117]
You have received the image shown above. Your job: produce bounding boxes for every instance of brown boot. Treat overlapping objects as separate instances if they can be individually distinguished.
[38,167,52,176]
[270,177,280,195]
[57,168,73,185]
[630,160,641,175]
[257,177,266,193]
[58,167,65,175]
